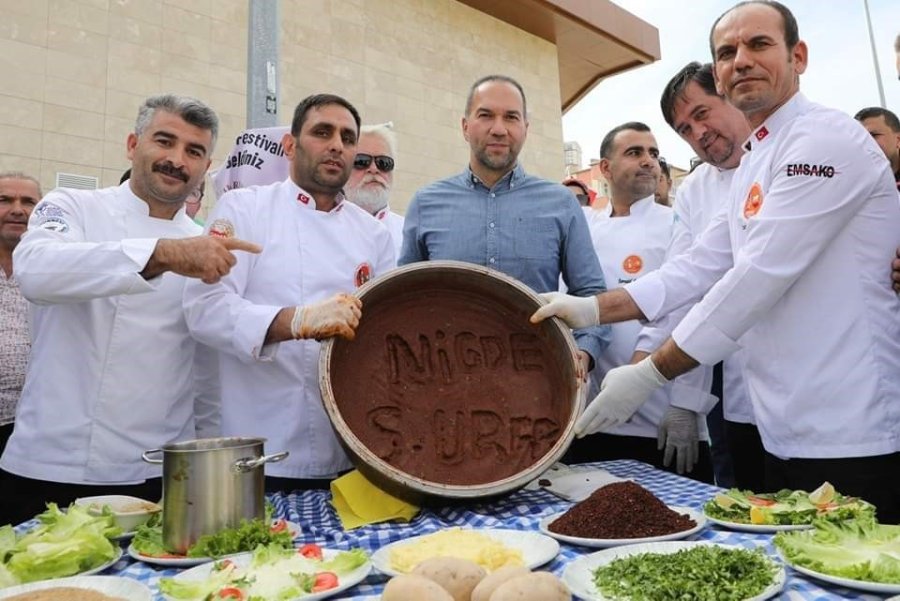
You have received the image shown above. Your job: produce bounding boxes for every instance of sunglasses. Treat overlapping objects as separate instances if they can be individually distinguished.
[353,153,395,172]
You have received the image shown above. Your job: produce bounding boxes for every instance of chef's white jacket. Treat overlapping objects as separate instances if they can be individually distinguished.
[635,164,755,425]
[587,197,713,440]
[183,178,396,478]
[2,184,220,484]
[626,93,900,459]
[374,208,404,261]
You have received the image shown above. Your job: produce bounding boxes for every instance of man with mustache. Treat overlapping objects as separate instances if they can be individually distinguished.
[183,94,395,492]
[400,75,610,379]
[345,123,403,258]
[0,95,260,525]
[0,173,40,460]
[532,1,900,521]
[567,122,716,482]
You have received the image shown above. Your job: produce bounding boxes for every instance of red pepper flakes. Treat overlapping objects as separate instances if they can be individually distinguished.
[548,481,695,539]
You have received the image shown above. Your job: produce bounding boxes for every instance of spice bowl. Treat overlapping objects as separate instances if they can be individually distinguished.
[74,495,161,533]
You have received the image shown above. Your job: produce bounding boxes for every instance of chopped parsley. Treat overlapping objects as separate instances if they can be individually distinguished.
[592,545,778,600]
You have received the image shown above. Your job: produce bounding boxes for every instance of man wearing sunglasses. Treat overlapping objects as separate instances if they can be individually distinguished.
[400,74,611,380]
[345,123,404,258]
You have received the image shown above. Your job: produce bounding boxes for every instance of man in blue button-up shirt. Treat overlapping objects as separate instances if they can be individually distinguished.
[399,75,611,374]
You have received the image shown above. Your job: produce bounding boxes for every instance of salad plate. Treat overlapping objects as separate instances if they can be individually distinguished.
[782,561,900,595]
[371,528,559,577]
[702,484,873,532]
[0,575,151,600]
[704,514,813,533]
[562,541,785,601]
[538,505,705,548]
[774,521,900,594]
[161,547,371,601]
[128,520,301,567]
[127,543,214,567]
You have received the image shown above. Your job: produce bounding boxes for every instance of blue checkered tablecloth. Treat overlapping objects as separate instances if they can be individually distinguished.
[51,460,894,599]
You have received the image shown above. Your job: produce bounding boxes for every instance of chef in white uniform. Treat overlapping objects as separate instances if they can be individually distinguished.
[0,94,260,526]
[532,2,900,522]
[565,122,716,481]
[183,94,395,492]
[635,61,764,491]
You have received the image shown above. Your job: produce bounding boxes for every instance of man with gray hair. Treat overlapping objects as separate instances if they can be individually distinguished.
[345,123,404,257]
[0,94,260,525]
[0,172,41,459]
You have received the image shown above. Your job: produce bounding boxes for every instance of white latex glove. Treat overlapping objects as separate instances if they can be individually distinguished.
[575,357,668,437]
[530,292,599,329]
[657,406,700,474]
[291,293,362,340]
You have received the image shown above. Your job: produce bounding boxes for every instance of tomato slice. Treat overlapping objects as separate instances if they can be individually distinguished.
[217,587,244,600]
[311,571,339,592]
[270,519,288,533]
[747,496,776,506]
[298,543,323,560]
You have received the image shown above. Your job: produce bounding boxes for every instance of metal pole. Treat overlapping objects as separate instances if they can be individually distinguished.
[862,0,887,108]
[247,0,280,127]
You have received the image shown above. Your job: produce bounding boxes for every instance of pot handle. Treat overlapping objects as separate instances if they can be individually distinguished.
[142,449,164,464]
[232,451,290,473]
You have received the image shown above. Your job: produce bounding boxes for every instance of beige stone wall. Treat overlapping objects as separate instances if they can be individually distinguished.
[0,0,565,217]
[0,0,247,209]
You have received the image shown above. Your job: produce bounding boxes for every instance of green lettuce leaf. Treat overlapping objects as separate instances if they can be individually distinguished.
[775,519,900,583]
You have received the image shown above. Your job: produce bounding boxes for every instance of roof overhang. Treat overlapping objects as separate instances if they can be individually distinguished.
[457,0,661,112]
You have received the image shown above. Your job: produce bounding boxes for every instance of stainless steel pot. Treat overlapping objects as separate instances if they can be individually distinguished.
[142,437,288,554]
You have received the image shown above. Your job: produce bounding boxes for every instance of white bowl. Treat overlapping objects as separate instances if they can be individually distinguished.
[74,495,161,533]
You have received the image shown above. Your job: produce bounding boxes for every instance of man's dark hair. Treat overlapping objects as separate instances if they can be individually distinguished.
[660,62,719,128]
[658,157,671,180]
[709,0,799,58]
[854,107,900,132]
[464,75,527,119]
[135,94,219,149]
[600,122,651,159]
[290,94,361,137]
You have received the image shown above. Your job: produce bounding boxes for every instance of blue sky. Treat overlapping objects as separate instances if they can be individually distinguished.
[562,0,900,171]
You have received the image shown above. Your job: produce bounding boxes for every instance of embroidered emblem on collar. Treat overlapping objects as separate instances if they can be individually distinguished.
[297,193,311,205]
[622,254,643,275]
[208,218,235,238]
[755,126,769,141]
[743,182,764,219]
[354,262,372,287]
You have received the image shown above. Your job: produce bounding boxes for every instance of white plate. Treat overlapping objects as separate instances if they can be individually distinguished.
[127,542,213,567]
[165,549,371,601]
[778,551,900,594]
[562,540,785,601]
[127,520,301,567]
[704,512,814,533]
[371,528,559,577]
[0,575,152,600]
[539,505,705,548]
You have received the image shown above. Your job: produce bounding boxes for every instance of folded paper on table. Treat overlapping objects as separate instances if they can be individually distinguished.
[331,470,419,530]
[536,466,629,502]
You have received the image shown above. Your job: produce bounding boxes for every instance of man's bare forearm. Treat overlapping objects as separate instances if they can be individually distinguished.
[597,288,646,324]
[651,337,700,381]
[265,307,295,344]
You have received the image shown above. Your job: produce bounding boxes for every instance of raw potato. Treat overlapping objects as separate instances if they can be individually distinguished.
[381,574,455,601]
[471,565,532,601]
[411,556,487,601]
[489,571,571,601]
